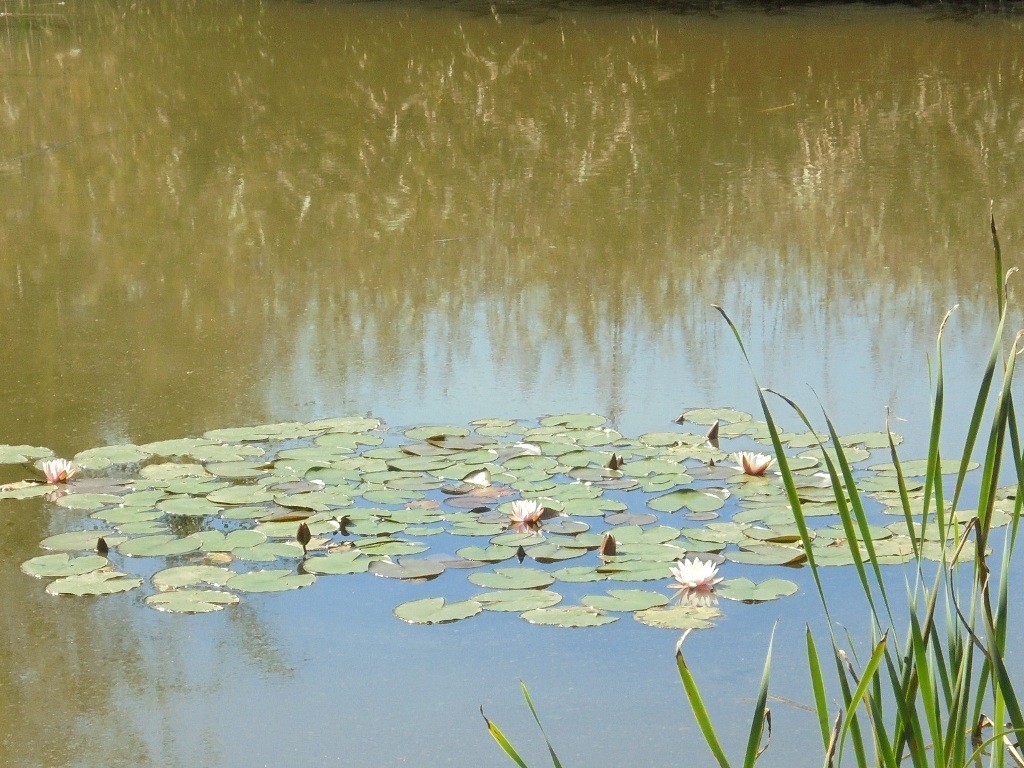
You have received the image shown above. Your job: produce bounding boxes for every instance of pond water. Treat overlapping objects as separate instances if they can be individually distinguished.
[2,1,1023,766]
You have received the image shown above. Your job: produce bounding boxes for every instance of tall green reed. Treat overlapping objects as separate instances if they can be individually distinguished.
[683,217,1023,768]
[484,219,1022,767]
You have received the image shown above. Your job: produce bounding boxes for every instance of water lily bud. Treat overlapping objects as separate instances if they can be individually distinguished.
[599,532,616,557]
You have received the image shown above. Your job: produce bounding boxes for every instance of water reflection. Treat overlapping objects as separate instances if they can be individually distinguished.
[1,1,1023,765]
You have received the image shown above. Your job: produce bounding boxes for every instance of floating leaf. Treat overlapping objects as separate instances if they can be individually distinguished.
[226,569,316,593]
[119,534,203,557]
[158,497,223,517]
[39,530,125,552]
[232,542,306,562]
[648,489,726,514]
[368,558,445,580]
[581,589,669,612]
[457,545,518,563]
[634,605,721,629]
[716,578,799,603]
[152,565,235,590]
[679,408,752,425]
[725,545,807,566]
[551,566,606,583]
[393,597,482,624]
[468,567,555,590]
[45,570,143,596]
[192,529,268,552]
[207,486,275,505]
[21,553,108,579]
[474,590,562,612]
[91,507,164,525]
[74,444,152,467]
[539,413,606,429]
[56,493,122,511]
[0,444,54,464]
[356,539,429,557]
[146,589,240,613]
[520,606,617,627]
[302,550,371,575]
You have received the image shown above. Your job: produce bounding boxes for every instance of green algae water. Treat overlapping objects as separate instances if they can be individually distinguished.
[1,2,1023,765]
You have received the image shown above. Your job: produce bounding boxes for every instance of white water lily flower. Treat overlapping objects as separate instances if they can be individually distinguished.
[41,458,77,485]
[508,499,545,525]
[733,451,774,476]
[670,557,723,592]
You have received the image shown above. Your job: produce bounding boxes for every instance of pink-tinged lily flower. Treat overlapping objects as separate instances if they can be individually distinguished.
[670,557,723,592]
[505,498,557,533]
[508,499,545,525]
[41,458,77,485]
[733,451,774,476]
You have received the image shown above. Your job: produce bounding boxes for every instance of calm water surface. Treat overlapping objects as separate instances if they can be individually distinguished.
[2,2,1023,765]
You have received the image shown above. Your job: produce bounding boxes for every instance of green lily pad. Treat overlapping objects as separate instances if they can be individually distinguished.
[226,569,316,593]
[520,606,617,627]
[39,530,125,551]
[220,505,273,520]
[634,605,721,629]
[307,416,381,433]
[45,570,143,596]
[539,413,607,429]
[595,560,673,582]
[716,578,799,603]
[608,525,681,545]
[368,558,445,580]
[356,539,429,557]
[55,493,122,511]
[302,550,372,575]
[0,482,50,500]
[725,545,807,566]
[146,589,240,613]
[393,597,482,624]
[525,543,587,563]
[474,589,562,612]
[232,542,306,562]
[0,444,54,464]
[551,566,606,583]
[468,567,555,590]
[403,425,470,441]
[192,530,268,552]
[457,544,518,562]
[90,507,164,525]
[118,534,202,557]
[74,444,152,468]
[21,553,108,578]
[152,565,235,590]
[679,408,752,425]
[649,489,726,514]
[581,589,670,612]
[139,438,217,457]
[207,486,275,505]
[158,497,224,517]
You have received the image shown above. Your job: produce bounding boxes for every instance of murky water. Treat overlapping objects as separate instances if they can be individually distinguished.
[2,1,1023,765]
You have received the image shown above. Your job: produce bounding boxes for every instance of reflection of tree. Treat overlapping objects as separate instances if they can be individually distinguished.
[0,3,1021,439]
[0,499,151,767]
